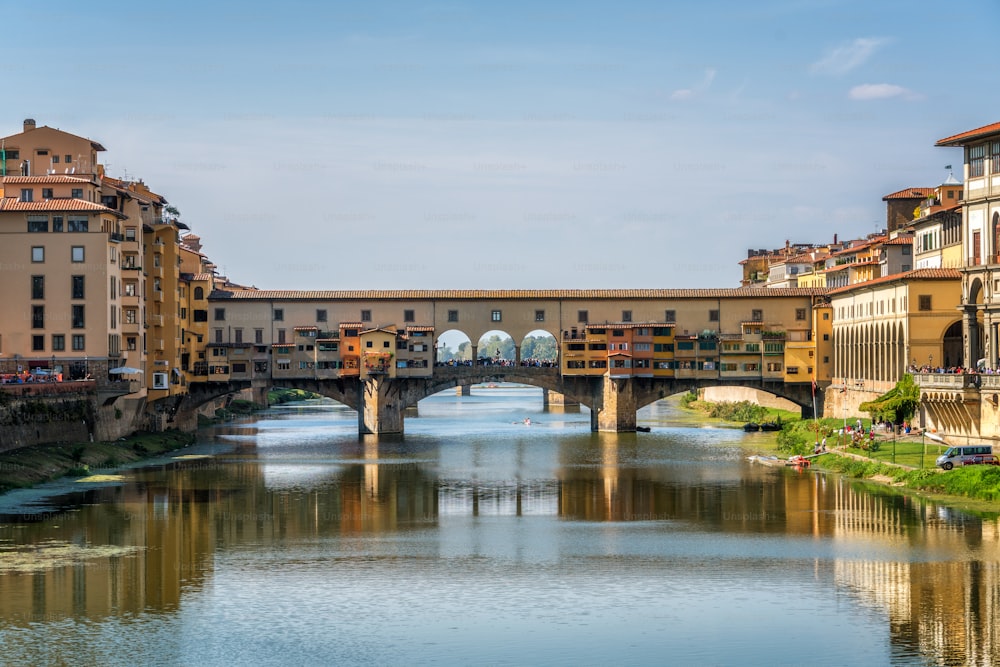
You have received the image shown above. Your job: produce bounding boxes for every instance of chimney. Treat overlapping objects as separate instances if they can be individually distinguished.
[833,233,838,245]
[23,118,36,132]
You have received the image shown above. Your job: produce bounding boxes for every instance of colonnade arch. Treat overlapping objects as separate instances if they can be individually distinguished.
[833,320,906,384]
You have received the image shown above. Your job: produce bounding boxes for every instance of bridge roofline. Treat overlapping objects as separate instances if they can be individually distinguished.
[209,288,829,301]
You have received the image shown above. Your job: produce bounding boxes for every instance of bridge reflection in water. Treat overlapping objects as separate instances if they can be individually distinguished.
[0,401,997,665]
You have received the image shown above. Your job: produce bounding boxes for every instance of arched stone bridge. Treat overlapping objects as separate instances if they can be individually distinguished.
[182,366,823,434]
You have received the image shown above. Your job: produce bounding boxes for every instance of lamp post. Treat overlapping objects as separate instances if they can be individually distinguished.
[929,353,933,371]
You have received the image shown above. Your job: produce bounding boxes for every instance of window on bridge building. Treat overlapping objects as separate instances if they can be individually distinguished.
[621,310,632,322]
[751,309,763,321]
[273,308,283,321]
[708,309,719,322]
[361,310,372,322]
[448,310,458,322]
[317,309,327,322]
[535,310,545,322]
[404,309,415,322]
[795,308,806,320]
[918,295,932,311]
[491,310,502,322]
[578,310,588,323]
[664,310,675,322]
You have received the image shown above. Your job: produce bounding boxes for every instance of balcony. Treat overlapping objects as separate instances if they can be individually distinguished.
[149,314,164,327]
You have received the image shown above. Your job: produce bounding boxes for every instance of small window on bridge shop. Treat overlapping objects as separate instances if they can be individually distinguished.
[277,360,291,370]
[766,362,782,372]
[567,343,585,351]
[566,360,586,369]
[654,343,673,352]
[611,329,625,337]
[787,366,799,374]
[654,360,673,369]
[588,343,607,351]
[744,363,759,371]
[653,327,672,336]
[588,360,607,368]
[677,341,694,350]
[319,342,339,352]
[232,363,247,373]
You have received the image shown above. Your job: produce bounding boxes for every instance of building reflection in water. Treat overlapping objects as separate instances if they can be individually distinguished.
[0,433,998,664]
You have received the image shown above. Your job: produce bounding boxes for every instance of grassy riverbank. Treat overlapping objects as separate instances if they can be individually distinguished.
[679,394,1000,507]
[0,430,196,495]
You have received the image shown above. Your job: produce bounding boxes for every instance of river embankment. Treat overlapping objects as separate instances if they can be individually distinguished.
[0,430,196,495]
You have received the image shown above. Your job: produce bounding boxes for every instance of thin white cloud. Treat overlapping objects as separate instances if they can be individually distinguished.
[671,68,716,101]
[810,38,887,75]
[848,83,916,101]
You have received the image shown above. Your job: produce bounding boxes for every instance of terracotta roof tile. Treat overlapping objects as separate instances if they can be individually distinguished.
[936,121,1000,146]
[209,288,828,300]
[882,236,914,245]
[827,268,961,296]
[405,325,435,332]
[882,187,934,200]
[3,175,96,185]
[0,197,125,217]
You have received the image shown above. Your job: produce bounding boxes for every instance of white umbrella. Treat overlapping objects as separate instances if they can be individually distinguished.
[109,366,144,374]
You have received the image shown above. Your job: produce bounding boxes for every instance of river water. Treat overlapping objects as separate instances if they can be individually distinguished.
[1,387,998,666]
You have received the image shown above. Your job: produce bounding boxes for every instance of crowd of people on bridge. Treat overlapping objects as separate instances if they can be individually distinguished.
[435,358,557,368]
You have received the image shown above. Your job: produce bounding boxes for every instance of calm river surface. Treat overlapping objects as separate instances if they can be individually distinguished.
[1,387,999,666]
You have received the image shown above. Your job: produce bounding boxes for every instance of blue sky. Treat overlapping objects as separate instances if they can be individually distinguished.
[9,0,999,289]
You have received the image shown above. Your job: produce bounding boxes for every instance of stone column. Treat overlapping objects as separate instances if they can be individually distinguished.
[963,307,979,369]
[456,385,471,396]
[470,345,478,365]
[359,376,404,434]
[514,345,521,365]
[593,378,637,432]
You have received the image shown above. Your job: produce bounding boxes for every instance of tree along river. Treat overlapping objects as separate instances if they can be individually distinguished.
[0,387,998,666]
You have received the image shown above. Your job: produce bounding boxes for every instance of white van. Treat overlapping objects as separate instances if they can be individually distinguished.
[936,445,994,470]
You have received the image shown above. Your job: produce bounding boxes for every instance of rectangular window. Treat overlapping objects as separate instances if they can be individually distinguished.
[214,329,223,343]
[127,337,137,351]
[255,329,264,344]
[214,308,226,321]
[535,310,545,322]
[403,309,415,322]
[822,333,830,341]
[27,215,47,232]
[317,309,328,322]
[42,187,54,198]
[970,143,987,177]
[32,335,44,351]
[234,329,243,344]
[52,216,63,232]
[622,310,632,322]
[31,275,44,299]
[795,308,806,320]
[32,246,44,263]
[52,334,65,351]
[20,188,32,202]
[72,305,85,328]
[751,309,763,321]
[918,295,932,311]
[72,334,85,351]
[72,275,84,299]
[273,308,284,321]
[491,310,502,322]
[708,309,719,322]
[578,310,588,323]
[67,216,88,232]
[71,188,83,199]
[125,309,137,324]
[277,329,287,344]
[447,310,459,322]
[125,227,136,241]
[664,309,676,322]
[71,246,84,262]
[361,309,372,322]
[32,305,44,329]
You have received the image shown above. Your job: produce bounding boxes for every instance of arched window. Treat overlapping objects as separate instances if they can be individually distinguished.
[194,286,204,300]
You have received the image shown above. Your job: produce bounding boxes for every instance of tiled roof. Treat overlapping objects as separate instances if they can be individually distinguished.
[936,121,1000,146]
[882,187,933,200]
[339,322,364,328]
[827,268,961,296]
[0,197,125,217]
[882,236,913,245]
[405,325,435,332]
[3,175,95,185]
[191,273,215,281]
[209,288,828,300]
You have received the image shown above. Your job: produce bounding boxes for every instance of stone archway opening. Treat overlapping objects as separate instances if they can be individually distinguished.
[477,329,515,365]
[942,320,962,369]
[519,329,558,367]
[436,329,473,365]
